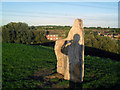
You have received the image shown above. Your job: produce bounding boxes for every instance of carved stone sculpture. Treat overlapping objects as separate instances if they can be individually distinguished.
[54,19,84,82]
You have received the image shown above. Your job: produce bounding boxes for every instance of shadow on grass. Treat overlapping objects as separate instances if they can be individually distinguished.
[69,81,82,89]
[29,68,56,88]
[30,41,55,48]
[27,62,120,89]
[85,46,120,61]
[29,42,120,88]
[35,42,120,61]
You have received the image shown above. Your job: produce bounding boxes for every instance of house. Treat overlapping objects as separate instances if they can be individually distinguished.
[113,34,120,38]
[107,34,113,38]
[104,34,107,37]
[98,32,103,36]
[45,30,66,41]
[46,34,59,41]
[104,31,109,33]
[90,32,93,34]
[46,30,60,41]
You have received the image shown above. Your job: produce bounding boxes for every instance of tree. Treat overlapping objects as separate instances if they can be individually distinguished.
[115,28,120,33]
[21,31,27,44]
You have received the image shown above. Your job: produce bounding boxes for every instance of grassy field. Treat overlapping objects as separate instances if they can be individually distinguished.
[2,43,120,89]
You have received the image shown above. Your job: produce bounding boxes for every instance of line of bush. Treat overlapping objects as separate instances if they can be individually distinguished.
[2,22,50,44]
[84,34,120,54]
[1,22,120,55]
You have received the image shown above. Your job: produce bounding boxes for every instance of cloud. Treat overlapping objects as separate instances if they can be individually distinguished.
[1,2,118,27]
[2,13,118,28]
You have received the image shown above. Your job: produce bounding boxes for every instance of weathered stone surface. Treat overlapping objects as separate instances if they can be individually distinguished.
[54,19,84,82]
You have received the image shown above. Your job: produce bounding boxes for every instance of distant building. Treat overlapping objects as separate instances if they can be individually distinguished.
[45,30,65,41]
[113,34,120,38]
[107,34,113,38]
[90,32,93,34]
[104,34,107,37]
[46,34,59,41]
[97,30,120,41]
[98,32,103,36]
[104,31,109,33]
[43,26,53,29]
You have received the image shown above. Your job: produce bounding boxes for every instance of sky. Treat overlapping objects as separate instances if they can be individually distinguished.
[1,0,120,2]
[1,1,119,28]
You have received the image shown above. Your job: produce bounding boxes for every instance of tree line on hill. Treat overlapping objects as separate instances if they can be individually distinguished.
[84,27,120,33]
[1,22,120,55]
[84,34,120,54]
[2,22,49,44]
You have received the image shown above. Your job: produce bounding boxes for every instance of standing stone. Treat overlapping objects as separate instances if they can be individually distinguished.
[54,19,84,82]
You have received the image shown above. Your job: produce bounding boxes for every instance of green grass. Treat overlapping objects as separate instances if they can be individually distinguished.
[83,56,120,89]
[2,43,56,88]
[2,43,120,89]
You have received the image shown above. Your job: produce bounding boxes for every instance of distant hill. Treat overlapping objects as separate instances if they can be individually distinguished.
[2,43,120,89]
